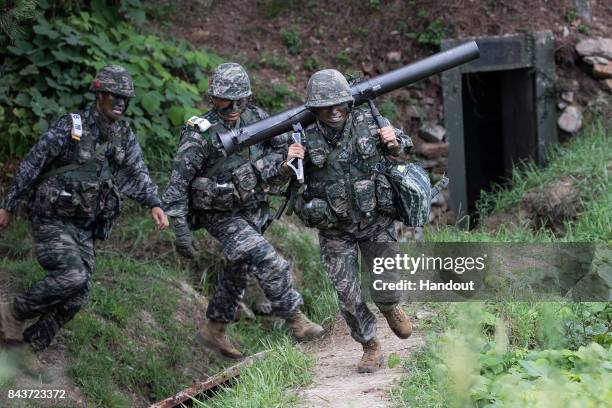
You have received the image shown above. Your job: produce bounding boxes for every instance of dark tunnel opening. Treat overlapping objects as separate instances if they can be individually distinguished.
[461,68,538,216]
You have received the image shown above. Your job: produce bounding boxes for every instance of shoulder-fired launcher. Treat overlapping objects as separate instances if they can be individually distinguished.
[219,41,480,155]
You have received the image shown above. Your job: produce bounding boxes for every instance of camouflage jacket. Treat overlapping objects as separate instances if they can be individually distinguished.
[1,107,162,214]
[162,105,288,222]
[295,106,413,228]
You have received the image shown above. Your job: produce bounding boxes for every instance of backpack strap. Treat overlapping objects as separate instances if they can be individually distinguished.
[70,113,83,141]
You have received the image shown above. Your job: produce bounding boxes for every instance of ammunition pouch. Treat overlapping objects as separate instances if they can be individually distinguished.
[190,176,236,211]
[30,180,61,218]
[374,173,396,216]
[325,180,349,218]
[31,178,102,219]
[296,197,335,228]
[232,162,258,202]
[353,179,376,216]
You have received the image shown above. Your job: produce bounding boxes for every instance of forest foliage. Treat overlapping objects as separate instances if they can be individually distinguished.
[0,0,224,169]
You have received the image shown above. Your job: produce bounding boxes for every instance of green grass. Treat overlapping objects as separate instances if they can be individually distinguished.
[192,338,313,407]
[267,220,339,325]
[390,118,611,407]
[0,202,331,407]
[476,120,610,222]
[424,119,611,243]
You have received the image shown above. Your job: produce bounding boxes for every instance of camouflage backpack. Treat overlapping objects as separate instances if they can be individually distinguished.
[385,163,432,227]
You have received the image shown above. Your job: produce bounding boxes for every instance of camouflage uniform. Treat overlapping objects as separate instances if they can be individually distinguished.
[295,69,413,344]
[1,66,161,351]
[162,64,302,324]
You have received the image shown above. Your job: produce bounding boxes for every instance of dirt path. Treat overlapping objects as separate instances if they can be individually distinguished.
[298,311,425,408]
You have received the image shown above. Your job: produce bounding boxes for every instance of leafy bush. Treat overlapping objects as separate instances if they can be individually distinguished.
[281,27,302,55]
[0,0,37,41]
[302,55,319,72]
[253,83,299,113]
[0,2,224,169]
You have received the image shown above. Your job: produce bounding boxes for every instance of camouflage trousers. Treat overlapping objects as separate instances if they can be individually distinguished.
[319,215,403,344]
[13,216,94,351]
[200,207,303,323]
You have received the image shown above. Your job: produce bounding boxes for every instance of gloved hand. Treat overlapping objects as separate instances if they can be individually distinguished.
[173,218,199,259]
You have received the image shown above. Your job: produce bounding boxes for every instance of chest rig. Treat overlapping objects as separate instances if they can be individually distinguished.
[188,108,267,213]
[297,108,397,227]
[30,111,121,224]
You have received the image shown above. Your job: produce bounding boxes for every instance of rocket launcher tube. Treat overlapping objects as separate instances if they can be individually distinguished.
[219,40,480,156]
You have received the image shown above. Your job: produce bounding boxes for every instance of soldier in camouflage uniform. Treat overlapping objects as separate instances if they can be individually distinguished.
[0,65,168,373]
[286,69,414,373]
[162,63,323,360]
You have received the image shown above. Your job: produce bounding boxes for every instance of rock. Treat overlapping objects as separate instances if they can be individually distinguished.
[361,62,376,76]
[416,309,436,320]
[573,0,592,23]
[386,51,402,63]
[420,123,446,142]
[390,30,400,36]
[557,105,583,133]
[558,101,568,110]
[561,91,574,103]
[576,38,612,59]
[414,227,424,242]
[562,26,570,38]
[602,79,612,92]
[428,209,436,223]
[417,142,448,159]
[583,56,609,65]
[421,159,438,169]
[592,63,612,79]
[405,105,420,118]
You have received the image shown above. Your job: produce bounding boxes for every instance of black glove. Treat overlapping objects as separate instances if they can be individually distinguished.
[173,218,199,259]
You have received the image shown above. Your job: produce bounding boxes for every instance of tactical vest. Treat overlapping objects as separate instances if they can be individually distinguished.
[295,108,396,229]
[188,107,269,213]
[30,112,121,229]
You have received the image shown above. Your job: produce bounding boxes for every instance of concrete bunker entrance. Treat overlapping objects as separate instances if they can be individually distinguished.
[442,32,557,226]
[462,69,537,214]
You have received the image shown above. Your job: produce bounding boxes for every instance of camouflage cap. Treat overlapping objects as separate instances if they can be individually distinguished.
[208,63,252,100]
[305,69,354,108]
[90,64,135,98]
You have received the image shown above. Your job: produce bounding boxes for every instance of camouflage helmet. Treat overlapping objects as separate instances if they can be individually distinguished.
[90,64,135,98]
[208,62,252,100]
[305,69,354,108]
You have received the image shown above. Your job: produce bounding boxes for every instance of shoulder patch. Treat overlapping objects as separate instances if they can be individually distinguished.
[186,116,212,132]
[70,113,82,141]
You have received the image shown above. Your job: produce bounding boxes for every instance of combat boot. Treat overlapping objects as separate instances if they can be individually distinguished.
[357,338,384,373]
[381,306,413,339]
[6,343,51,382]
[285,311,324,341]
[197,321,244,361]
[0,302,25,343]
